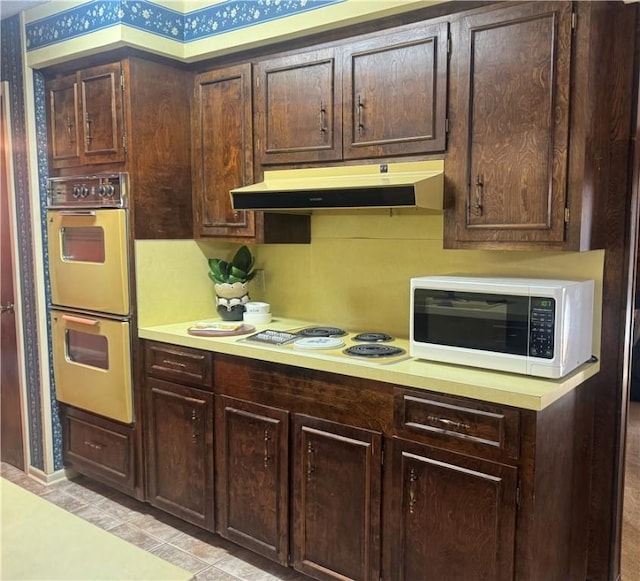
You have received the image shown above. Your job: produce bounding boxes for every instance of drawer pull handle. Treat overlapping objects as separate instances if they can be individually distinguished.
[84,440,103,450]
[427,415,471,431]
[408,467,418,515]
[264,430,271,468]
[307,442,314,482]
[162,359,187,368]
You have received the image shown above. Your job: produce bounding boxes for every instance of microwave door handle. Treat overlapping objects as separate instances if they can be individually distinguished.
[61,314,100,326]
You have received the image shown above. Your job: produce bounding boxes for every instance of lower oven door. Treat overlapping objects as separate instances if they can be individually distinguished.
[51,309,133,424]
[47,208,129,316]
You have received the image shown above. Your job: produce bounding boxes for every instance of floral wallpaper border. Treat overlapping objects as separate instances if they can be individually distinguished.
[1,16,60,471]
[26,0,344,50]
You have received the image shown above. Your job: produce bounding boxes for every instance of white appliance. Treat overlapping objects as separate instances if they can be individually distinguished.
[410,276,595,379]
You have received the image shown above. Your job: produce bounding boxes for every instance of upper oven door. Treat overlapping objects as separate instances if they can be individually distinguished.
[47,208,129,315]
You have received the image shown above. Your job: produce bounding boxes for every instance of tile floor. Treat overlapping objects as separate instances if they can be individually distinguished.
[0,462,307,581]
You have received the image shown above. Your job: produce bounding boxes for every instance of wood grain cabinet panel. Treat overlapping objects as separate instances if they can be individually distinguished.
[445,2,572,247]
[61,405,136,495]
[394,388,520,462]
[78,63,125,166]
[385,437,517,581]
[215,396,289,565]
[46,63,125,169]
[292,414,382,581]
[193,64,256,239]
[254,49,342,165]
[46,74,81,168]
[145,341,213,390]
[145,378,214,531]
[343,21,449,159]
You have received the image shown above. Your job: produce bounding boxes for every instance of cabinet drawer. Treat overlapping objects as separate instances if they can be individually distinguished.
[62,407,136,493]
[144,341,213,390]
[394,389,520,461]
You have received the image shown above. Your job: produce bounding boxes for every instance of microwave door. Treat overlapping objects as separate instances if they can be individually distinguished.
[414,290,529,356]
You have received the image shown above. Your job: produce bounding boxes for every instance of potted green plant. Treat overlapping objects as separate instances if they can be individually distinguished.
[208,245,257,321]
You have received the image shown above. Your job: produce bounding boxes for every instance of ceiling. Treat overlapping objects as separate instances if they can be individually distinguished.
[0,0,50,20]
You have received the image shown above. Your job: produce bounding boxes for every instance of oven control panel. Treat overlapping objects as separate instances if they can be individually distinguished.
[47,173,129,208]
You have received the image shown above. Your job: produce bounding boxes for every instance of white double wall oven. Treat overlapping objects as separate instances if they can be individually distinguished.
[47,173,133,424]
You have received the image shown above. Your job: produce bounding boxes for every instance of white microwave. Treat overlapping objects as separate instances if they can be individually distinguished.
[410,276,595,379]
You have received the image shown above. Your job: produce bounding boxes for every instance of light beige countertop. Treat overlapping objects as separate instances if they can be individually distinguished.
[139,318,600,412]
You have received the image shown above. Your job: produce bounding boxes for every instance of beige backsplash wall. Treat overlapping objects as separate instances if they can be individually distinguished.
[136,209,603,355]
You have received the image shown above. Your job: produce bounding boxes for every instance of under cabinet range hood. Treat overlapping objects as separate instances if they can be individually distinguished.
[230,160,444,211]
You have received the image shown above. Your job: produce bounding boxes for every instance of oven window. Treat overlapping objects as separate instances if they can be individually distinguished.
[66,329,109,370]
[413,289,530,355]
[61,226,105,263]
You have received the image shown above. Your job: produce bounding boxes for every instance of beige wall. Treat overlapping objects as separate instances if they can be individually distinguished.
[136,209,604,355]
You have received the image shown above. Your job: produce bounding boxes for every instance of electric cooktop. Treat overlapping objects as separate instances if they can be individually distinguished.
[241,325,410,365]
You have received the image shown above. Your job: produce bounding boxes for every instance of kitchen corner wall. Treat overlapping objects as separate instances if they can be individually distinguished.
[136,210,604,357]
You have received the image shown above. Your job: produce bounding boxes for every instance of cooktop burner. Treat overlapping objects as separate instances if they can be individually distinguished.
[343,344,407,358]
[297,326,347,338]
[352,332,394,343]
[294,337,346,350]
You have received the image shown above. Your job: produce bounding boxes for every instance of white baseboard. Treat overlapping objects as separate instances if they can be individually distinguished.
[27,466,77,486]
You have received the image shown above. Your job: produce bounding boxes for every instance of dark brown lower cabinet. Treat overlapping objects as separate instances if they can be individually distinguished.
[215,395,289,564]
[292,414,382,581]
[145,377,214,531]
[385,437,518,581]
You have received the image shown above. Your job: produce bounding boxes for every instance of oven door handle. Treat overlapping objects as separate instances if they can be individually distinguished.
[61,314,101,326]
[56,210,97,216]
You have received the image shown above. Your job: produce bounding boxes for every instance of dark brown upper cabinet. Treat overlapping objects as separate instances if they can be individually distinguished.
[342,21,449,160]
[254,48,342,165]
[47,62,125,169]
[193,63,310,244]
[47,73,81,168]
[445,2,572,248]
[193,64,256,240]
[45,56,193,239]
[78,63,126,166]
[254,21,449,167]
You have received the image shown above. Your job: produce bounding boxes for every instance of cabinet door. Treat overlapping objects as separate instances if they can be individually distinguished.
[343,22,448,159]
[46,74,81,169]
[385,437,517,581]
[78,62,125,166]
[146,378,214,531]
[445,2,572,247]
[254,49,342,165]
[292,414,381,581]
[193,64,255,239]
[215,396,289,564]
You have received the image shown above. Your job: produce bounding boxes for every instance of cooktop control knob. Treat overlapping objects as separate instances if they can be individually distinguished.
[72,185,81,198]
[98,185,106,196]
[105,184,115,197]
[79,186,90,198]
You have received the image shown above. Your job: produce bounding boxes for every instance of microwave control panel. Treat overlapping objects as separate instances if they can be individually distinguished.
[529,297,555,358]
